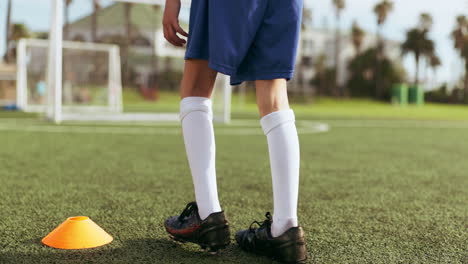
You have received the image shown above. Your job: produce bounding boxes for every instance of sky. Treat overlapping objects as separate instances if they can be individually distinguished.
[0,0,467,85]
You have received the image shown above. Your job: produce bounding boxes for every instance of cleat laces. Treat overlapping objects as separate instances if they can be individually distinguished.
[249,212,272,232]
[178,202,198,222]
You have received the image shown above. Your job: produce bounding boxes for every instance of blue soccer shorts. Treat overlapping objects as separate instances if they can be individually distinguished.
[185,0,304,86]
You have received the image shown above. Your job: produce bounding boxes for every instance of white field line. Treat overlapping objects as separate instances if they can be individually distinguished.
[327,120,468,129]
[0,124,181,135]
[2,119,467,136]
[0,120,330,135]
[56,119,468,129]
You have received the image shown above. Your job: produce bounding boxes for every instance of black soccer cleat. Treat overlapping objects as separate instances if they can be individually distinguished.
[164,202,231,253]
[235,212,308,263]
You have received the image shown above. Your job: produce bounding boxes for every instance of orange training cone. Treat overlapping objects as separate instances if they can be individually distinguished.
[42,216,113,249]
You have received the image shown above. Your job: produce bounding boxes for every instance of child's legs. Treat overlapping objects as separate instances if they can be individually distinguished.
[180,59,218,98]
[180,59,221,220]
[256,79,300,237]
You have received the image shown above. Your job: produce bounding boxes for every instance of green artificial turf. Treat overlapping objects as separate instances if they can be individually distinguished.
[1,95,468,263]
[0,115,467,264]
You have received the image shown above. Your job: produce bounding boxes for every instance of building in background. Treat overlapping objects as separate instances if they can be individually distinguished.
[294,27,402,95]
[0,63,16,106]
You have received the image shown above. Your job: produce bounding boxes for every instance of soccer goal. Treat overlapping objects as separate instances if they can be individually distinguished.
[38,0,231,123]
[16,39,123,115]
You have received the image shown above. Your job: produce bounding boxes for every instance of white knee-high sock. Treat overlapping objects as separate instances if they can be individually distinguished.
[180,97,222,220]
[261,109,300,237]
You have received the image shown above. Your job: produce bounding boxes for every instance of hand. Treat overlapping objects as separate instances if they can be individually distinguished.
[163,0,188,47]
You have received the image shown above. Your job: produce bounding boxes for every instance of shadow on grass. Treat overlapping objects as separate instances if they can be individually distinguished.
[1,237,268,264]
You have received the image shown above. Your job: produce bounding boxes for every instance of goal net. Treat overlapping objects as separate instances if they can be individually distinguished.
[29,0,231,123]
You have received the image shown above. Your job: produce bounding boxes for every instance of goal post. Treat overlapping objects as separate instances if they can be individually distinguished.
[44,0,232,124]
[48,0,63,123]
[212,75,232,123]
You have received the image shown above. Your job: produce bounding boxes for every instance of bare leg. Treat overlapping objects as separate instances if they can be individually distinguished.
[255,79,290,117]
[256,79,300,237]
[180,59,218,98]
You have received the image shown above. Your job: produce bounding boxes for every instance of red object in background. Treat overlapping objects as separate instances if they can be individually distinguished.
[139,73,160,101]
[139,85,159,101]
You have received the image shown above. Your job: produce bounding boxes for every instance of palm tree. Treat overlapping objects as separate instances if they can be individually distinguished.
[373,0,393,99]
[64,0,73,40]
[419,13,435,86]
[3,0,12,63]
[429,54,441,71]
[332,0,345,96]
[428,54,441,88]
[401,14,436,86]
[419,13,433,31]
[4,23,31,62]
[11,24,30,41]
[91,0,100,42]
[452,15,468,100]
[351,21,365,56]
[374,0,394,28]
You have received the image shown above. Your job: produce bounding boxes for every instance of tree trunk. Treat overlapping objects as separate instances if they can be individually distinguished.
[465,61,468,103]
[414,53,420,86]
[334,12,341,97]
[375,27,383,99]
[423,58,429,88]
[3,0,12,63]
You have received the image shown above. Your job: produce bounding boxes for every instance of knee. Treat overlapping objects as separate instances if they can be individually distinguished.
[180,60,217,98]
[256,80,290,117]
[257,100,279,117]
